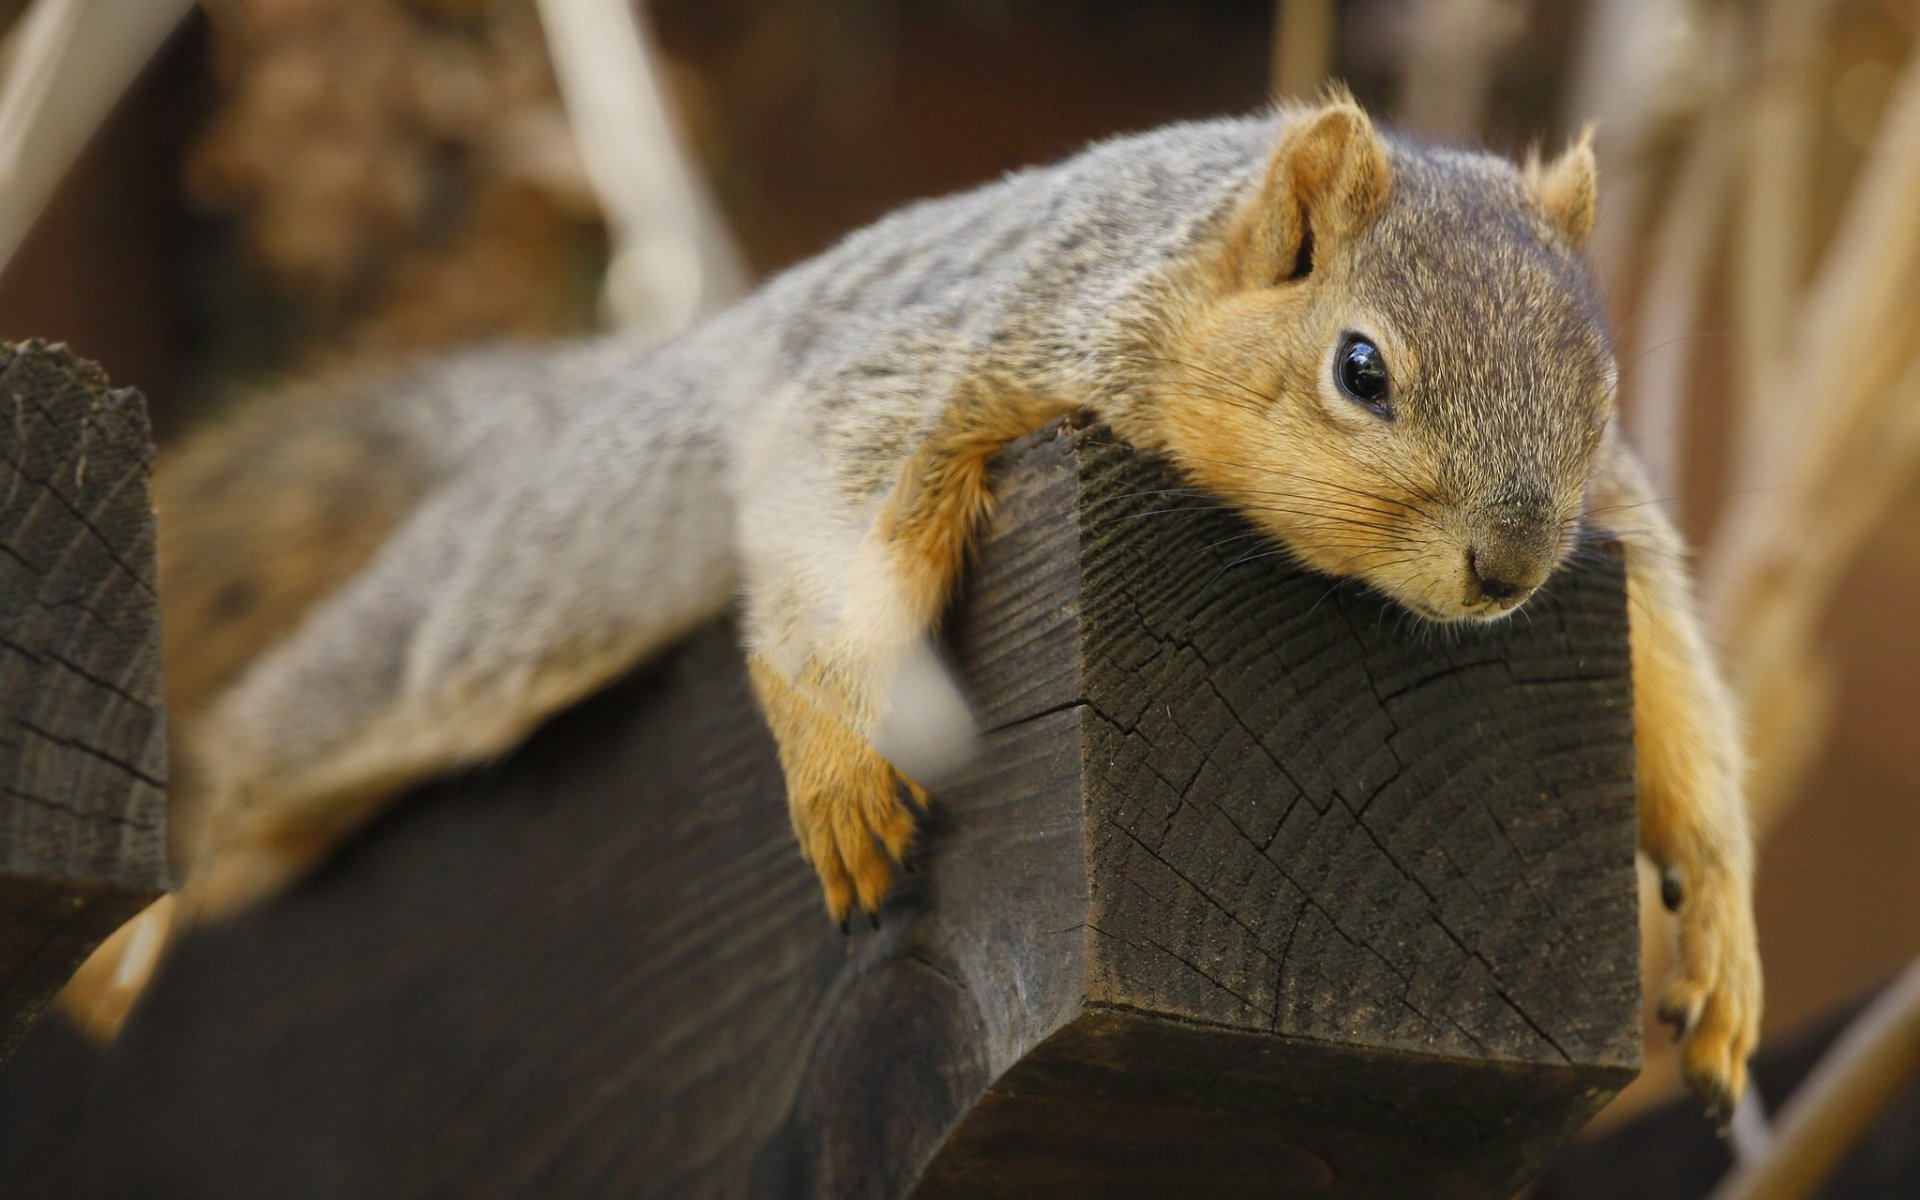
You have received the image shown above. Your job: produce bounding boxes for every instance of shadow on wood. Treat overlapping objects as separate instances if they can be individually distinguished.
[1535,976,1920,1200]
[0,420,1641,1198]
[0,341,167,1060]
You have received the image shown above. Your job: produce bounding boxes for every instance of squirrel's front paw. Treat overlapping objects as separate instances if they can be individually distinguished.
[787,727,927,925]
[1657,863,1763,1124]
[750,657,928,925]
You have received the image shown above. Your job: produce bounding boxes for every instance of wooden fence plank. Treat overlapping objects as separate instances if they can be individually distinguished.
[0,341,167,1060]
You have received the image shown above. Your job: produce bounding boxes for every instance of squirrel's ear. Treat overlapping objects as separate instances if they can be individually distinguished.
[1238,99,1391,287]
[1526,128,1598,249]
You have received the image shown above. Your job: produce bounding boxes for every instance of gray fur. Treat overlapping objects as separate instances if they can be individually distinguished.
[202,110,1593,819]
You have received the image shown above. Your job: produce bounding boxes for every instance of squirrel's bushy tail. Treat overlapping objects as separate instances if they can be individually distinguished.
[155,386,427,725]
[56,895,176,1044]
[58,381,427,1042]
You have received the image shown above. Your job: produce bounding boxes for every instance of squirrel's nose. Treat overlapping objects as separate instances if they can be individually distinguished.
[1466,546,1538,605]
[1465,493,1559,608]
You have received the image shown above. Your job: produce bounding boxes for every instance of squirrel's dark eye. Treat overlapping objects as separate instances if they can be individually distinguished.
[1334,334,1391,417]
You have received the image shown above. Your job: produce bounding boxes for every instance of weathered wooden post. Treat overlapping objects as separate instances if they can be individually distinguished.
[0,342,168,1061]
[0,419,1640,1198]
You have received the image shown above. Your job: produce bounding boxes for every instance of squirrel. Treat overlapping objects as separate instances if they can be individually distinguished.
[58,94,1760,1121]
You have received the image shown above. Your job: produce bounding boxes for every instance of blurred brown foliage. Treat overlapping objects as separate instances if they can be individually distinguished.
[188,0,603,354]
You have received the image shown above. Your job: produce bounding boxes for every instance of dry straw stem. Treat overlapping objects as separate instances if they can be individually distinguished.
[1709,960,1920,1200]
[1270,0,1334,100]
[1730,332,1920,821]
[1574,0,1690,293]
[1713,36,1920,570]
[0,0,195,279]
[533,0,747,335]
[1706,41,1920,829]
[1394,0,1526,137]
[1733,0,1837,458]
[1625,99,1740,503]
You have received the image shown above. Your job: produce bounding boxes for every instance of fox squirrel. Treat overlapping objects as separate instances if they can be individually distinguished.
[60,95,1759,1121]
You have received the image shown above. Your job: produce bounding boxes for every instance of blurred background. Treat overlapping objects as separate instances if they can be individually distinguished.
[1,0,1916,1194]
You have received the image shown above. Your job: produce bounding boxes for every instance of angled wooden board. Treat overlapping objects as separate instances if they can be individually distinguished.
[0,420,1637,1198]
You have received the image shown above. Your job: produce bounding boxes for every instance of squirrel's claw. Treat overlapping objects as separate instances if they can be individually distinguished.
[1658,865,1762,1128]
[1671,981,1752,1130]
[1657,989,1701,1043]
[751,657,925,930]
[789,746,924,929]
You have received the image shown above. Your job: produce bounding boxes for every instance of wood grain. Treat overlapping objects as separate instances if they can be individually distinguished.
[0,341,167,1060]
[0,420,1639,1198]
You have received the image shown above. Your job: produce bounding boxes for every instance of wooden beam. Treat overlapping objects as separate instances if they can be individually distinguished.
[0,341,167,1061]
[0,419,1639,1197]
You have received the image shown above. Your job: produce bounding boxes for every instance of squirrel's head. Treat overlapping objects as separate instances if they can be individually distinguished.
[1144,99,1614,623]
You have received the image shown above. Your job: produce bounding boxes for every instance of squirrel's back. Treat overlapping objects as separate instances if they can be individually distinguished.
[718,114,1274,391]
[156,337,702,720]
[153,110,1294,735]
[157,380,421,722]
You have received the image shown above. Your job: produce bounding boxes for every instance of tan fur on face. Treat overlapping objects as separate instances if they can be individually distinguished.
[1134,100,1612,623]
[1144,284,1447,605]
[1135,105,1453,617]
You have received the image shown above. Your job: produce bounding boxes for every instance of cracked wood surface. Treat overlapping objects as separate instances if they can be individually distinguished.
[0,341,167,1061]
[0,420,1637,1198]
